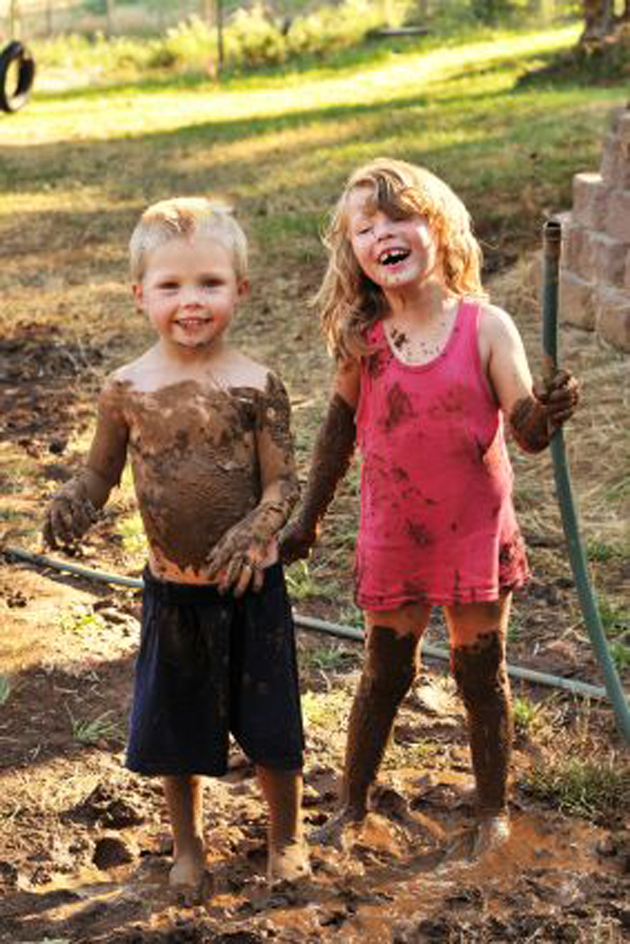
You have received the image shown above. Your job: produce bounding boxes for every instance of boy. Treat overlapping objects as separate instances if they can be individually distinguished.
[43,198,309,889]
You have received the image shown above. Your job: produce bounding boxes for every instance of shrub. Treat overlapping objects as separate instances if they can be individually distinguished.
[225,4,288,69]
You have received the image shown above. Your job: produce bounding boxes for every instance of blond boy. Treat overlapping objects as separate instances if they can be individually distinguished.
[44,198,309,888]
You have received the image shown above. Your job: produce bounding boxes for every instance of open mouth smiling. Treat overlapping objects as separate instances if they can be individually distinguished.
[378,248,411,266]
[176,317,210,328]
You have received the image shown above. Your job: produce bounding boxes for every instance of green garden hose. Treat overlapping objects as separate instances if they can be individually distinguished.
[542,219,630,744]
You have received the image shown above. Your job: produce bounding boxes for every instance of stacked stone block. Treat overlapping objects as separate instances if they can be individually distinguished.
[559,104,630,353]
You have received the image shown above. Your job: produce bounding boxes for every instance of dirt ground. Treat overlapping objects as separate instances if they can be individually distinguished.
[1,222,629,939]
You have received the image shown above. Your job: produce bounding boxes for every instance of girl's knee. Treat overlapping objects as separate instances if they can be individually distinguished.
[451,630,509,705]
[364,624,419,696]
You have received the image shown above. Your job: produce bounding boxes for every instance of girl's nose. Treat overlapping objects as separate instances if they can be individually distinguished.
[373,214,393,239]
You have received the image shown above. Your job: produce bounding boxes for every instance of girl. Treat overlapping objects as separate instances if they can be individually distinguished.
[281,158,579,855]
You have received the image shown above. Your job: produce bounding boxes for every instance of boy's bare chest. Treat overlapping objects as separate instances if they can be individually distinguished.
[123,382,259,455]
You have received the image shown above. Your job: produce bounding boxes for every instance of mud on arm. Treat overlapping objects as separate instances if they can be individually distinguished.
[206,373,300,595]
[43,379,129,548]
[483,306,579,455]
[280,358,360,564]
[509,369,580,454]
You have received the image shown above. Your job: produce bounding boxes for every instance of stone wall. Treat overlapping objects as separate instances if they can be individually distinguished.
[559,103,630,353]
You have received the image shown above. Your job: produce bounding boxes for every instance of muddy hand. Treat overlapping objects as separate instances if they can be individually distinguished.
[279,519,317,564]
[206,524,269,596]
[536,369,580,427]
[43,490,98,548]
[218,553,265,597]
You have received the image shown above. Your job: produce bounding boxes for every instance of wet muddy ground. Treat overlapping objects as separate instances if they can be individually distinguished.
[0,554,628,944]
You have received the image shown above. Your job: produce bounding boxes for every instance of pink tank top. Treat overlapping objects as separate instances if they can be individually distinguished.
[354,300,529,609]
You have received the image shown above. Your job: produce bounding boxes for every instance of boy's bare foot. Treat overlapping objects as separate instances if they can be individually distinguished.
[471,814,510,857]
[309,808,365,848]
[268,839,311,883]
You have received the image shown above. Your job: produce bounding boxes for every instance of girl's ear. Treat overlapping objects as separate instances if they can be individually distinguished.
[238,278,250,300]
[132,284,144,311]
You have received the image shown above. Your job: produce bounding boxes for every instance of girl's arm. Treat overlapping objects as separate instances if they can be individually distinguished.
[43,378,129,547]
[480,305,579,454]
[280,357,361,563]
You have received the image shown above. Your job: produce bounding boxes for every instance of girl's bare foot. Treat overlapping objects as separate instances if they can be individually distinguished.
[309,807,365,848]
[268,839,311,883]
[169,846,207,890]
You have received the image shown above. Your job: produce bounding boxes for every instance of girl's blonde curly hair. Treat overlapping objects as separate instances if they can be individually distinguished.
[317,158,487,361]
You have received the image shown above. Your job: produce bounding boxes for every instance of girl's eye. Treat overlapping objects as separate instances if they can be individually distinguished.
[160,282,179,291]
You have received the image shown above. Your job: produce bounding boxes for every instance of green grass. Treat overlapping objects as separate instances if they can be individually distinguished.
[0,676,12,708]
[521,754,630,822]
[116,510,147,560]
[285,560,320,601]
[300,639,357,675]
[3,22,624,277]
[513,695,540,734]
[65,706,123,746]
[58,604,106,636]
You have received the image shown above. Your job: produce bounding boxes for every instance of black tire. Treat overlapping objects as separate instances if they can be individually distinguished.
[0,41,36,113]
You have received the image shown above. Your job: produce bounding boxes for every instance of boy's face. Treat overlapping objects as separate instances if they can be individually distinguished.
[346,185,439,291]
[134,235,247,351]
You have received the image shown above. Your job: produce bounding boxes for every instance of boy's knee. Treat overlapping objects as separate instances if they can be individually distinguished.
[452,630,508,708]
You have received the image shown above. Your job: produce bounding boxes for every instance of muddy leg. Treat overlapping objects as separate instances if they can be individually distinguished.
[447,596,513,855]
[163,775,207,888]
[313,607,429,846]
[256,766,310,882]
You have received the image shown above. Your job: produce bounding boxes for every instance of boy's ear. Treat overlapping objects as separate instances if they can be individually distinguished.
[132,284,144,311]
[238,278,250,300]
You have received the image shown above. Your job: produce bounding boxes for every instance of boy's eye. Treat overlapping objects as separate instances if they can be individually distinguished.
[202,279,223,288]
[159,281,179,291]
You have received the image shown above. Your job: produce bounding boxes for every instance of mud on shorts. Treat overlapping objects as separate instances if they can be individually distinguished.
[126,563,304,776]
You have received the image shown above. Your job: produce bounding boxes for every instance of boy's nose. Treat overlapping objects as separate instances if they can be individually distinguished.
[179,287,204,307]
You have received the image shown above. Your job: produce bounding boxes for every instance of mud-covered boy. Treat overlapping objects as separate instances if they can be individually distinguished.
[43,198,309,889]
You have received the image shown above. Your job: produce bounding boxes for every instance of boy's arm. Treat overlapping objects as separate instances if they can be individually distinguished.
[481,306,579,454]
[205,372,300,596]
[280,357,360,564]
[43,379,129,548]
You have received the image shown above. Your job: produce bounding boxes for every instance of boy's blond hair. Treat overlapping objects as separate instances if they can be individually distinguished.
[317,158,487,361]
[129,197,248,284]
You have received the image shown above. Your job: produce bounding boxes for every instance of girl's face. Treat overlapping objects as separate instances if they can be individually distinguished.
[346,185,440,291]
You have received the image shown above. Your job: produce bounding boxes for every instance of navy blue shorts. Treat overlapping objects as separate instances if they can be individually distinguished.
[126,563,304,777]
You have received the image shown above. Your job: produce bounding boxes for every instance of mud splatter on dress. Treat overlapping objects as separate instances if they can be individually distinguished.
[354,299,529,609]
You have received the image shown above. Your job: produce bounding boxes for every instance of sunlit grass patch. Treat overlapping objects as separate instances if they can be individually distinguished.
[285,560,320,601]
[300,639,358,677]
[58,603,106,637]
[0,676,12,708]
[512,695,542,735]
[520,754,630,822]
[65,706,124,746]
[301,686,352,731]
[116,510,146,562]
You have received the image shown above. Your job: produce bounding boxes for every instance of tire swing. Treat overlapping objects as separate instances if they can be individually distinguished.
[0,41,36,113]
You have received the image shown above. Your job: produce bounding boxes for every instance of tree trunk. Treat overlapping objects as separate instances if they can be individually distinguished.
[105,0,115,39]
[9,1,21,38]
[580,0,615,42]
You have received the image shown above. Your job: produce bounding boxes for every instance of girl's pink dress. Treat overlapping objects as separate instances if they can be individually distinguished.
[354,300,529,609]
